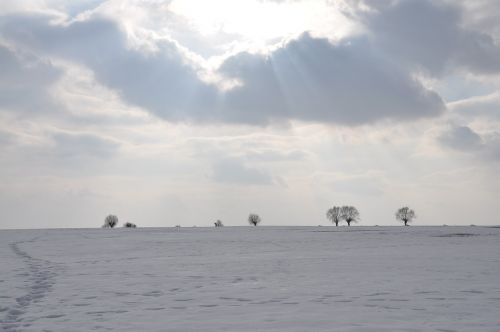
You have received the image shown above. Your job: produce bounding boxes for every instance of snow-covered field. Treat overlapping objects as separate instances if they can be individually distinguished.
[1,226,499,331]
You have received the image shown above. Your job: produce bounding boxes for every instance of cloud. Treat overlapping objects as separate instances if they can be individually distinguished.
[1,14,220,119]
[50,131,119,159]
[332,175,383,196]
[220,33,445,125]
[437,124,500,161]
[244,149,307,162]
[363,0,500,76]
[449,92,500,120]
[458,0,500,39]
[438,125,483,151]
[211,158,274,185]
[0,128,14,145]
[1,13,445,126]
[0,44,61,114]
[0,125,121,179]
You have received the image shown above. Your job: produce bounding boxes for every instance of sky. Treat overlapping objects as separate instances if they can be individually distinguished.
[0,0,499,228]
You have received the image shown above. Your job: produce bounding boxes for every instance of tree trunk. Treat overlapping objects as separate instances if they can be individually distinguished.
[347,220,351,226]
[335,221,338,227]
[404,220,408,226]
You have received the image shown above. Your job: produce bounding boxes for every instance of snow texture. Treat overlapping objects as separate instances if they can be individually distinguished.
[1,226,500,331]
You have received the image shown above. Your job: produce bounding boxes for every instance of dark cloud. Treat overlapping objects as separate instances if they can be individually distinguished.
[364,0,500,76]
[438,125,483,151]
[220,33,444,125]
[438,124,500,161]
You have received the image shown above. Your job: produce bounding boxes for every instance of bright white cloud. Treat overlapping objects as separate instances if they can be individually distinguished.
[169,0,355,47]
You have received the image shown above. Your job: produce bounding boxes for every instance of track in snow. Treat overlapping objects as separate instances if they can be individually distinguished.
[1,238,60,331]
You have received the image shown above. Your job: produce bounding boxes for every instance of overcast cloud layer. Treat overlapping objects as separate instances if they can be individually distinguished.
[0,0,499,228]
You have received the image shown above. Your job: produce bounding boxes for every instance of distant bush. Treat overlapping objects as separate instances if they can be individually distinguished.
[102,214,118,228]
[214,220,224,227]
[248,213,261,226]
[123,222,137,228]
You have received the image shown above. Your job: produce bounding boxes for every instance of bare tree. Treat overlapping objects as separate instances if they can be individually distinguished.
[340,206,360,226]
[395,207,416,226]
[123,222,137,228]
[326,206,342,226]
[103,214,118,228]
[214,220,224,227]
[248,213,261,226]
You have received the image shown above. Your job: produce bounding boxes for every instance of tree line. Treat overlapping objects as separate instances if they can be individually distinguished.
[102,206,415,228]
[326,206,416,226]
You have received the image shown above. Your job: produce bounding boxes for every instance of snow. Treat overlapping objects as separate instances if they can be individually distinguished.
[1,226,500,331]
